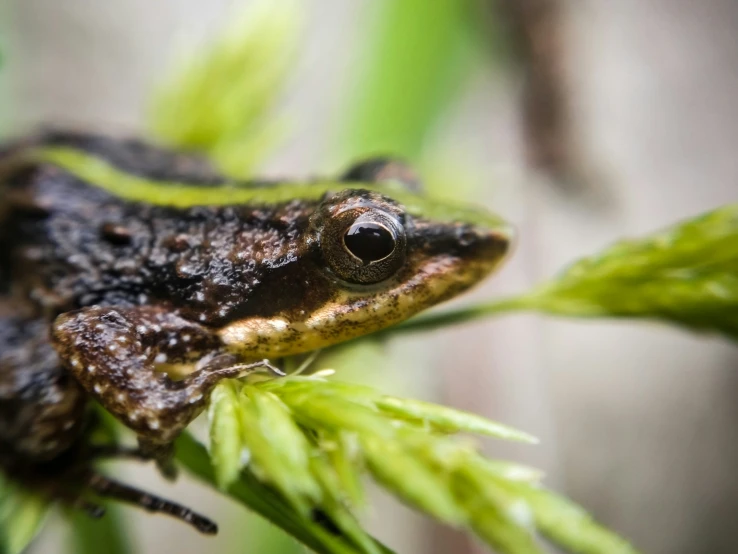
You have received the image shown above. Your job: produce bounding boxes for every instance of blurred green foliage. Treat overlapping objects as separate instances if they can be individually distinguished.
[66,505,131,554]
[337,0,481,162]
[148,0,301,178]
[0,476,49,554]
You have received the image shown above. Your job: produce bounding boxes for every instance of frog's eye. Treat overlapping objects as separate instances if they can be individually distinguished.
[322,209,406,285]
[343,222,395,263]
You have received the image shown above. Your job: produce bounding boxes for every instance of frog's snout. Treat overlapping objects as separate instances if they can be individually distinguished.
[455,222,514,265]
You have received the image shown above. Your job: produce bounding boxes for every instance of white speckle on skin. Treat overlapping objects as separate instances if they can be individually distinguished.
[93,384,104,394]
[189,392,203,403]
[108,344,118,352]
[148,419,160,430]
[182,334,191,343]
[199,314,207,322]
[154,353,168,364]
[70,358,80,368]
[87,365,96,373]
[270,319,288,331]
[116,393,126,403]
[195,292,205,302]
[95,324,105,331]
[136,325,148,334]
[168,338,178,347]
[152,324,162,333]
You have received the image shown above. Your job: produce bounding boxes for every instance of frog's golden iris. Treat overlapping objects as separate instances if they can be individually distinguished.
[317,191,408,285]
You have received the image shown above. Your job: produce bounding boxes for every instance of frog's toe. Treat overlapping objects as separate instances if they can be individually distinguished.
[156,458,179,481]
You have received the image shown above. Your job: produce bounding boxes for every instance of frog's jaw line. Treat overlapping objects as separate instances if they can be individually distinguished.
[217,256,500,359]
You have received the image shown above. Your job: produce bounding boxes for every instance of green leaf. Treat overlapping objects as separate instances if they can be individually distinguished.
[517,203,738,333]
[66,504,132,554]
[307,457,381,554]
[201,370,642,553]
[237,386,322,515]
[175,433,396,554]
[361,435,465,525]
[208,381,244,489]
[148,0,302,176]
[514,485,639,554]
[321,431,366,507]
[396,203,738,339]
[453,468,542,554]
[467,458,544,484]
[0,477,50,554]
[228,513,303,554]
[375,396,538,443]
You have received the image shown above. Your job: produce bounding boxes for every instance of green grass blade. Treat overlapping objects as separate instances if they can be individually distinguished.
[0,477,50,554]
[66,505,133,554]
[375,396,538,443]
[175,433,396,554]
[396,204,738,339]
[220,375,639,553]
[454,469,542,554]
[208,381,245,489]
[515,485,640,554]
[237,386,322,515]
[361,435,465,526]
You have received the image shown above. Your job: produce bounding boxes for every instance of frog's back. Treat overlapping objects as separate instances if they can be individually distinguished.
[0,132,228,313]
[0,131,315,320]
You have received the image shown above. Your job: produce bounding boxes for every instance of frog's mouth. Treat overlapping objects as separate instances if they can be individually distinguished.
[218,219,512,360]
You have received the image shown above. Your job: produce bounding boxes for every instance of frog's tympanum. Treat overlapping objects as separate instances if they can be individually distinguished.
[0,132,512,533]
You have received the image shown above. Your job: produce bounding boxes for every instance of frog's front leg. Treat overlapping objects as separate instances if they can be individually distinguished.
[51,306,269,472]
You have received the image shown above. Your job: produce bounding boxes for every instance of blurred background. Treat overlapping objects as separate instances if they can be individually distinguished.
[1,1,738,553]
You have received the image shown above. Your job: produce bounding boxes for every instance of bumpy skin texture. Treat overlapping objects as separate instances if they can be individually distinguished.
[0,132,509,532]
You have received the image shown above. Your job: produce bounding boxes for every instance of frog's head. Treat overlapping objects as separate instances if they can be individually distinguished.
[219,186,513,358]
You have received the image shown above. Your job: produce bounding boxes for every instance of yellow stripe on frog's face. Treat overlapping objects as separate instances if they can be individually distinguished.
[218,241,509,359]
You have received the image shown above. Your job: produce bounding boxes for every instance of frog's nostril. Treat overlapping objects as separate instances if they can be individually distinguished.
[465,224,514,265]
[456,224,513,254]
[458,228,478,248]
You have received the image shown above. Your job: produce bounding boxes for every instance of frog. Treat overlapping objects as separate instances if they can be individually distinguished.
[0,130,512,534]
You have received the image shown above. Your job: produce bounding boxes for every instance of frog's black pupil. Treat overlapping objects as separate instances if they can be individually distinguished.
[344,223,395,263]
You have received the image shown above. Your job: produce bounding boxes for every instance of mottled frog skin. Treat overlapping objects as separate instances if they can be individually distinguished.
[0,131,511,533]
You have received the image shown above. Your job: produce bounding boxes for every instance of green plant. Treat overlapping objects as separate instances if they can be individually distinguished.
[3,1,737,554]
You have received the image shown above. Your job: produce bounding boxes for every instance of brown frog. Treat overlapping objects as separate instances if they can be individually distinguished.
[0,131,512,533]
